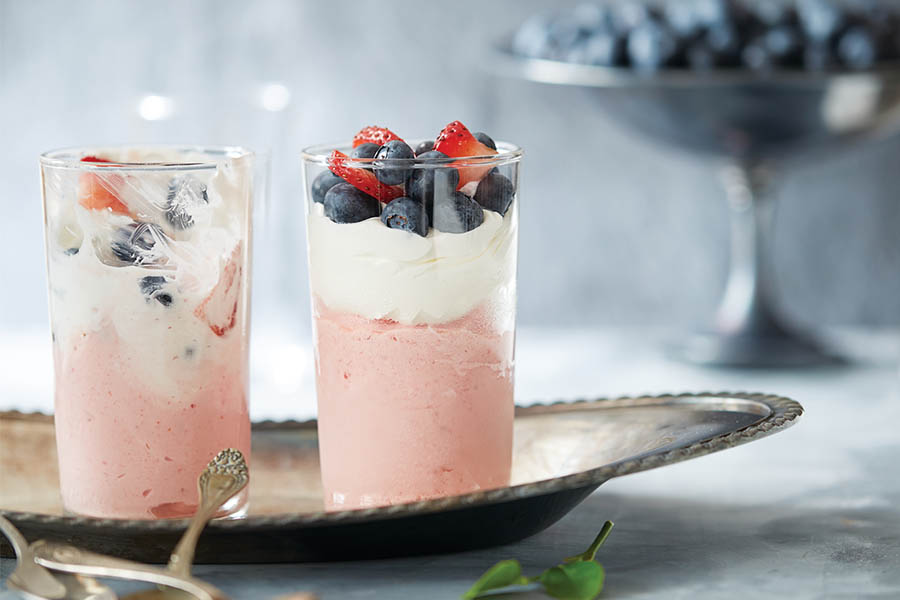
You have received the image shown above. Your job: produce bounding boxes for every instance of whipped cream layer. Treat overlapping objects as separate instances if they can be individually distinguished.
[43,148,252,395]
[306,202,517,326]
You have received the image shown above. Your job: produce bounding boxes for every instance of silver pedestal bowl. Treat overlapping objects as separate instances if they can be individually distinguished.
[495,47,900,367]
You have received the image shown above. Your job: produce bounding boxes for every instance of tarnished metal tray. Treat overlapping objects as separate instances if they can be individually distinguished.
[0,392,802,563]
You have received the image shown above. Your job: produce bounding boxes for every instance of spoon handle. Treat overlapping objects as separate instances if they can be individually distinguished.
[31,540,225,600]
[0,515,67,599]
[168,448,249,578]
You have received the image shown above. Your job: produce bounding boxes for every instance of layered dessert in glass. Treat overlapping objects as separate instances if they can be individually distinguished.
[302,122,522,510]
[40,146,255,519]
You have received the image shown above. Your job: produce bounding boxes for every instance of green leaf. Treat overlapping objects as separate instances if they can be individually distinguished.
[565,521,615,563]
[539,560,606,600]
[461,559,527,599]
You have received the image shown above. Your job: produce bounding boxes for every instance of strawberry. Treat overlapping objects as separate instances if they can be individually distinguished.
[328,150,403,203]
[352,126,402,148]
[195,243,243,337]
[78,156,130,214]
[433,121,498,189]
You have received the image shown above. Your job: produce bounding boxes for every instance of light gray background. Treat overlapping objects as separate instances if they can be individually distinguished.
[1,0,898,343]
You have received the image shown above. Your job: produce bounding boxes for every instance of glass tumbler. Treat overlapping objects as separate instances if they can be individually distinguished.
[40,146,256,519]
[301,140,522,510]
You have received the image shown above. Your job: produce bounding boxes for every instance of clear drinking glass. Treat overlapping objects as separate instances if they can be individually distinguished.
[301,140,522,510]
[40,146,256,519]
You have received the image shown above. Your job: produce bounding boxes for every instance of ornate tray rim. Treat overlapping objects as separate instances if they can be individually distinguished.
[0,391,802,531]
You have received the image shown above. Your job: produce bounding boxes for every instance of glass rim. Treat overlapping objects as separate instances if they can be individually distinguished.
[39,144,256,172]
[300,140,523,169]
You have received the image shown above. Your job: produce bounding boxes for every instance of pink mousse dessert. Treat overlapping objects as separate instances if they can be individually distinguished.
[40,146,255,519]
[302,122,521,510]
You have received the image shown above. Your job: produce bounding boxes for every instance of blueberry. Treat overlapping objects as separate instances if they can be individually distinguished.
[567,29,625,65]
[373,140,415,185]
[323,183,380,224]
[433,191,484,234]
[764,25,802,63]
[350,142,380,171]
[689,22,740,69]
[111,222,163,265]
[406,151,459,221]
[381,197,429,237]
[750,0,795,27]
[611,1,651,36]
[474,132,497,150]
[627,19,678,71]
[571,3,610,34]
[474,172,515,216]
[165,176,208,231]
[414,140,435,156]
[694,0,732,28]
[797,0,844,42]
[663,2,701,39]
[311,171,344,204]
[139,275,173,307]
[64,247,79,256]
[838,26,877,69]
[548,13,588,52]
[512,13,555,58]
[742,39,774,71]
[705,22,740,59]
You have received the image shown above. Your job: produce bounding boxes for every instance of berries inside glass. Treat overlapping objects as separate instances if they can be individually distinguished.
[40,146,255,519]
[302,122,522,510]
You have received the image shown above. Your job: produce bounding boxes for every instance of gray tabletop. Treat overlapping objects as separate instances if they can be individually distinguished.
[2,328,899,599]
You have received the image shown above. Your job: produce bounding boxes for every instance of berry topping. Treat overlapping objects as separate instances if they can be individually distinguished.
[139,275,173,307]
[352,126,402,149]
[78,156,130,214]
[328,150,403,203]
[433,191,484,234]
[381,197,429,237]
[311,171,344,204]
[433,121,498,188]
[110,222,165,266]
[324,182,381,224]
[473,132,497,151]
[474,172,515,216]
[165,176,208,231]
[350,142,381,171]
[194,243,242,337]
[374,140,415,185]
[414,140,435,156]
[406,150,459,222]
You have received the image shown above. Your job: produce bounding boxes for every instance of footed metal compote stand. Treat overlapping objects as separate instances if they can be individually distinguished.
[495,47,900,366]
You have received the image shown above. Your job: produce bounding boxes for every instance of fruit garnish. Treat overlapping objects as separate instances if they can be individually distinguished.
[433,121,498,189]
[324,183,381,224]
[195,243,243,337]
[352,125,402,148]
[327,150,403,203]
[78,156,130,214]
[462,521,613,600]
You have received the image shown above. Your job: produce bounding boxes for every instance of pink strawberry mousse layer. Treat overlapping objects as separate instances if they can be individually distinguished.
[53,324,250,519]
[314,299,514,510]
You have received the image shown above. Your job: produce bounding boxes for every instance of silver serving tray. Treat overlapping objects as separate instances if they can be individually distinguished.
[0,392,802,563]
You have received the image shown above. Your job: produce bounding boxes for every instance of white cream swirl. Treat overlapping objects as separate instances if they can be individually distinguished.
[306,202,517,325]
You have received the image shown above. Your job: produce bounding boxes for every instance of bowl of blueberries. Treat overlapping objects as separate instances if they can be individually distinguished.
[497,0,900,367]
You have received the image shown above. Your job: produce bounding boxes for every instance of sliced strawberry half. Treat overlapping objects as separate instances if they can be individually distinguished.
[433,120,499,189]
[328,150,403,203]
[352,125,402,148]
[78,156,130,214]
[195,243,243,337]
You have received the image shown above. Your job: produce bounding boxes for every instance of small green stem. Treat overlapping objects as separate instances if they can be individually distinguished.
[566,521,614,562]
